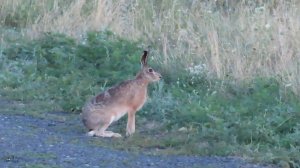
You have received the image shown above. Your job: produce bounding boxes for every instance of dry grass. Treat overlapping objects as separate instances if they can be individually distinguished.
[1,0,300,94]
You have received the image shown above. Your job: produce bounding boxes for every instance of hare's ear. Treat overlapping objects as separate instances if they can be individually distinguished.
[140,50,148,67]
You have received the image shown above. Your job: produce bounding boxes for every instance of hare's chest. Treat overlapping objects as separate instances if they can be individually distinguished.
[136,94,147,110]
[131,89,147,110]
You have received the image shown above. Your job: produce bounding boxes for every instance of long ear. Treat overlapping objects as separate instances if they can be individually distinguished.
[140,50,148,67]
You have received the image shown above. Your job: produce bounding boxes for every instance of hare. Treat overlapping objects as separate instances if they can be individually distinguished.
[82,51,162,138]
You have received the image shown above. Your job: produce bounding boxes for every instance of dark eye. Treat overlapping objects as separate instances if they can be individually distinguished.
[148,68,153,73]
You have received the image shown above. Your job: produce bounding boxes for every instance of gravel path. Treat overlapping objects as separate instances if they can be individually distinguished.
[0,111,276,168]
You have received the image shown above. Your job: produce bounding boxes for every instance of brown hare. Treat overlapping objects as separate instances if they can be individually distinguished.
[82,51,162,138]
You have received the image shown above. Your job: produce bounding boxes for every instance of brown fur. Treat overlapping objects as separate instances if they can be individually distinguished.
[82,51,161,137]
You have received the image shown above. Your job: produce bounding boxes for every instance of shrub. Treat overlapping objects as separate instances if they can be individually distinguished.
[1,31,141,111]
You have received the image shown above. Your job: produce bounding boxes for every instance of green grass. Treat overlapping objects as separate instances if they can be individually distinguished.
[1,31,141,111]
[1,31,299,167]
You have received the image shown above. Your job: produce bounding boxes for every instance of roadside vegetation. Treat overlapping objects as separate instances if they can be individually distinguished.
[0,0,299,167]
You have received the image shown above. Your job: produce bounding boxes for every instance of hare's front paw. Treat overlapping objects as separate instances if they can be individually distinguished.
[126,129,135,136]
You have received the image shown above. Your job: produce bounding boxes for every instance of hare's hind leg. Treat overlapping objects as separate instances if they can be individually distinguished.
[93,116,122,138]
[95,130,122,138]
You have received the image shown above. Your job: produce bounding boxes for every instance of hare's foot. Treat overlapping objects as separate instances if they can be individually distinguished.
[87,130,96,136]
[94,130,122,138]
[103,131,122,138]
[111,132,122,138]
[126,129,135,137]
[88,120,121,138]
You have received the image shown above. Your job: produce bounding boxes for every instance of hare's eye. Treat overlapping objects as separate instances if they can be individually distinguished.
[148,68,153,73]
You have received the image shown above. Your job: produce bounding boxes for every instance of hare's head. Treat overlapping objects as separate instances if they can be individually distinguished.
[137,51,162,82]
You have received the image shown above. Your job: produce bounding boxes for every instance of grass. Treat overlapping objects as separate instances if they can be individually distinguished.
[1,0,299,92]
[1,0,300,167]
[1,31,299,167]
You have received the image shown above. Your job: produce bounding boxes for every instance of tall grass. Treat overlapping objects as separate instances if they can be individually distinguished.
[1,0,299,94]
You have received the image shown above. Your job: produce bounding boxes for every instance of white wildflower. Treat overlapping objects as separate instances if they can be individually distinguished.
[186,64,207,75]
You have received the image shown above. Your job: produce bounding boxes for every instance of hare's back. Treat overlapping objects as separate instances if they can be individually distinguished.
[90,80,133,104]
